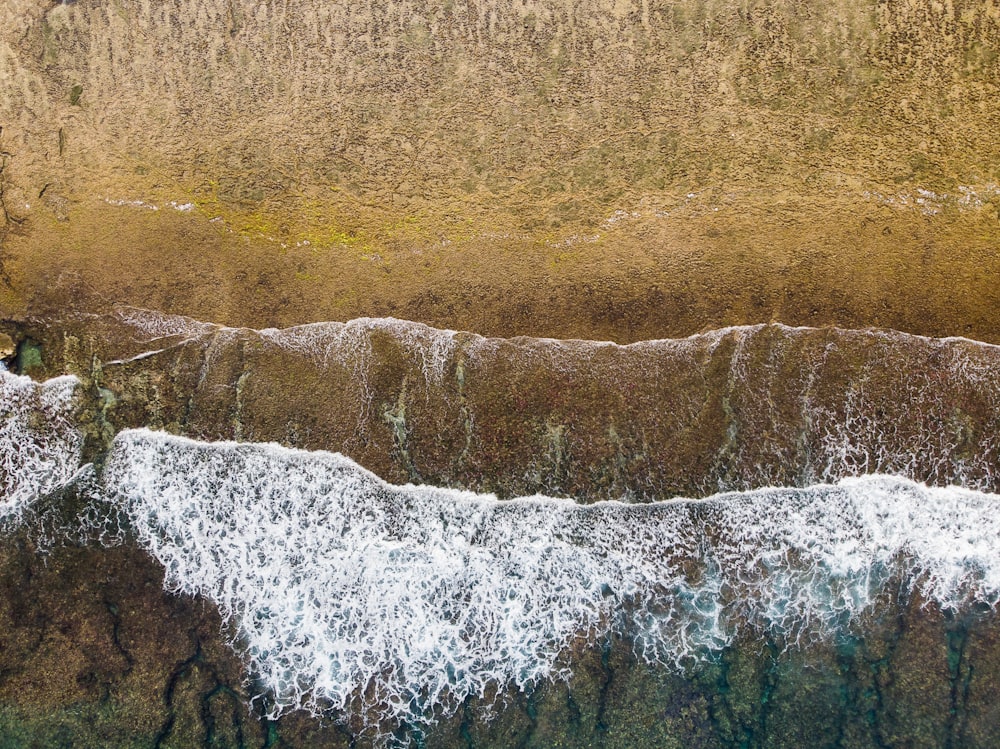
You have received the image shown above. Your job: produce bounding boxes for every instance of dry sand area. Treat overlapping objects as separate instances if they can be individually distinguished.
[1,0,999,341]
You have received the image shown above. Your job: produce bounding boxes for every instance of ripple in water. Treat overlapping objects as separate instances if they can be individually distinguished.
[106,307,1000,496]
[98,429,1000,736]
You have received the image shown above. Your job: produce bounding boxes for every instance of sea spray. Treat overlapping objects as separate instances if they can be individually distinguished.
[99,428,1000,735]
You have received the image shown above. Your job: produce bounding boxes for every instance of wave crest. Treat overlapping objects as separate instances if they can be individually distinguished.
[100,429,1000,734]
[0,369,83,529]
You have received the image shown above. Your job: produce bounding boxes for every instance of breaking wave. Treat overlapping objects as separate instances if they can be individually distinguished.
[100,429,1000,733]
[0,369,82,529]
[6,320,1000,740]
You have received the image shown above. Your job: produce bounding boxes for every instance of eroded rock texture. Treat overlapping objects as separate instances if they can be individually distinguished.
[2,531,1000,748]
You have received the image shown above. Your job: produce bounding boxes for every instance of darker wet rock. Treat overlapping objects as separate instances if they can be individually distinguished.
[15,309,1000,502]
[4,311,1000,747]
[0,535,259,747]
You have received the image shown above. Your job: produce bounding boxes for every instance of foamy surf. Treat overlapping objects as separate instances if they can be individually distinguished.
[6,322,1000,742]
[0,369,82,529]
[97,429,1000,734]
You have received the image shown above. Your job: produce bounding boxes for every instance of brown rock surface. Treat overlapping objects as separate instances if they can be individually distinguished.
[0,532,266,747]
[3,0,1000,745]
[0,0,998,339]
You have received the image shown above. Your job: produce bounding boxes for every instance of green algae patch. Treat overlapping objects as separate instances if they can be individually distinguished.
[13,339,43,378]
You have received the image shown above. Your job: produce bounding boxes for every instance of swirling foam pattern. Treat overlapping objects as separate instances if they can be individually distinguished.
[0,369,82,528]
[101,428,1000,732]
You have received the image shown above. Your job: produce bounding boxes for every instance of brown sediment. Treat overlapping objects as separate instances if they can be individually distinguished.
[0,532,265,747]
[2,197,1000,343]
[0,0,998,341]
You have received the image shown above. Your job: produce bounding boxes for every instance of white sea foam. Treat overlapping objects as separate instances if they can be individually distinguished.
[113,306,218,341]
[4,310,998,740]
[0,370,83,528]
[99,429,1000,736]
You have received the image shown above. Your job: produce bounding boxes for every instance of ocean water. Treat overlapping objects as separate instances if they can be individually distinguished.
[106,307,1000,498]
[2,320,1000,746]
[98,431,1000,730]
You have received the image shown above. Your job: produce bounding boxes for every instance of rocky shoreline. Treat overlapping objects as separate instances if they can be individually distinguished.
[2,312,1000,746]
[2,0,1000,744]
[1,0,999,346]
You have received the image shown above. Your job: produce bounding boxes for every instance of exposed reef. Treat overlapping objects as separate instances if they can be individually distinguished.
[0,0,999,341]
